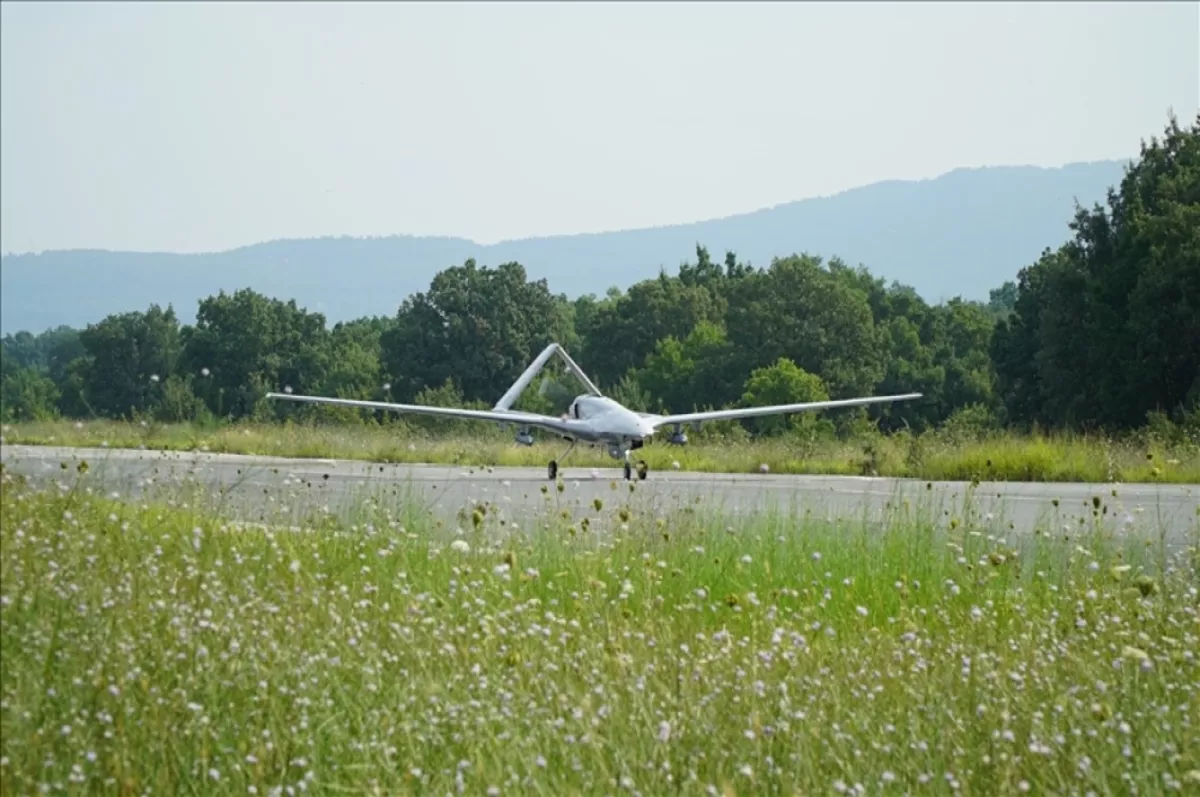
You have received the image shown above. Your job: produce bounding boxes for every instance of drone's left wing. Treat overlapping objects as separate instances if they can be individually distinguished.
[266,392,577,435]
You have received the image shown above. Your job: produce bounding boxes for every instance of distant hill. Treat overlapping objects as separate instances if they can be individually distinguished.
[0,159,1129,334]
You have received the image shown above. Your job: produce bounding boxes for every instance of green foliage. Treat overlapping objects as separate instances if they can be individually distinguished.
[607,372,652,413]
[723,253,887,398]
[739,357,834,438]
[933,299,999,418]
[987,280,1017,318]
[1,113,1193,445]
[580,269,725,385]
[409,377,490,435]
[380,259,575,403]
[633,320,740,413]
[67,304,183,419]
[152,374,211,424]
[0,325,81,375]
[319,317,388,400]
[0,364,59,422]
[181,289,332,421]
[1143,406,1200,449]
[939,402,1002,445]
[993,112,1200,431]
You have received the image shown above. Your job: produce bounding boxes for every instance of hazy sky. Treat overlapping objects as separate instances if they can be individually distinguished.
[1,1,1196,255]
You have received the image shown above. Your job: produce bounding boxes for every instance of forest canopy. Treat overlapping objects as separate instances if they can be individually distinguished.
[3,114,1197,439]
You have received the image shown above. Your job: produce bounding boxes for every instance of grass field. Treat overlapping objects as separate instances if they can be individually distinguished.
[4,417,1200,484]
[1,464,1197,795]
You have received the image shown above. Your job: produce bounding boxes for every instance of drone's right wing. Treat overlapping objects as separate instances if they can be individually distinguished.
[649,393,922,428]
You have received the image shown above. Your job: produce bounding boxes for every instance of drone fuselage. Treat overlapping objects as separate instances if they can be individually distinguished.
[511,394,657,458]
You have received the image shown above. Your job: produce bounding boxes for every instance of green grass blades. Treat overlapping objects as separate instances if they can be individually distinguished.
[5,418,1200,483]
[1,471,1198,795]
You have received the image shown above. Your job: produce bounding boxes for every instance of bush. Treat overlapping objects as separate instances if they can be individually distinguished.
[939,402,1000,445]
[153,375,210,423]
[0,367,60,422]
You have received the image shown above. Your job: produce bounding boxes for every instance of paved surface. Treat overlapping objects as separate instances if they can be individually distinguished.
[2,445,1197,540]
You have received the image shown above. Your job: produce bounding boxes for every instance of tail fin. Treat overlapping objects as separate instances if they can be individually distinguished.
[493,343,603,411]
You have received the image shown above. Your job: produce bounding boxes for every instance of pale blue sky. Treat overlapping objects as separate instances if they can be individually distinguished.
[1,1,1196,255]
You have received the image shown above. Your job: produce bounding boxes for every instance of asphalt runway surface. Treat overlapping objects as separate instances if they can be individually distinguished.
[2,445,1197,541]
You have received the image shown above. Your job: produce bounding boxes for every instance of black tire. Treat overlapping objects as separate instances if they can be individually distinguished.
[548,461,558,480]
[623,462,632,481]
[636,460,648,480]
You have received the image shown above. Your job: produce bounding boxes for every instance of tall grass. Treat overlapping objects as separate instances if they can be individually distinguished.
[1,465,1197,794]
[5,417,1200,483]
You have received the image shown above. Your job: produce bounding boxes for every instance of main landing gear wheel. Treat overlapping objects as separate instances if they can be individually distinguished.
[623,460,649,481]
[547,441,576,481]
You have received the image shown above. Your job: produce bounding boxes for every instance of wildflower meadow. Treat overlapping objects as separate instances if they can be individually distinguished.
[1,460,1197,795]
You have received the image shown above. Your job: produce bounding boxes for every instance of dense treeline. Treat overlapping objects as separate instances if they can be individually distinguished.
[3,114,1197,442]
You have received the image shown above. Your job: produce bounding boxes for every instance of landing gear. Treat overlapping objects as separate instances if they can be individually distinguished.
[548,440,650,481]
[548,440,577,480]
[622,451,649,481]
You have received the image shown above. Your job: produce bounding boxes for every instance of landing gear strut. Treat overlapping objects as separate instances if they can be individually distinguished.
[622,450,649,481]
[548,440,577,480]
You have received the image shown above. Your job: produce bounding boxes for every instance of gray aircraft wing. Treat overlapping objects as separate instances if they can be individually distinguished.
[647,393,922,427]
[266,392,579,436]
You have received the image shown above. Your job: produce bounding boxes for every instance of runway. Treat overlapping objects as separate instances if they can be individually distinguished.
[2,444,1197,540]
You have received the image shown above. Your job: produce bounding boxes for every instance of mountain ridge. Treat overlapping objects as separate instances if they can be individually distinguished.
[0,158,1131,334]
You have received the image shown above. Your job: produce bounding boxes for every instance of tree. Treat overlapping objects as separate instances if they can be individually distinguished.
[738,357,833,437]
[0,326,81,373]
[0,325,86,417]
[1116,112,1200,422]
[579,272,724,385]
[0,358,60,422]
[181,289,331,420]
[993,112,1200,430]
[74,305,182,419]
[874,314,945,432]
[380,260,575,404]
[633,320,740,413]
[321,318,390,399]
[987,282,1017,318]
[724,254,887,398]
[931,299,997,420]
